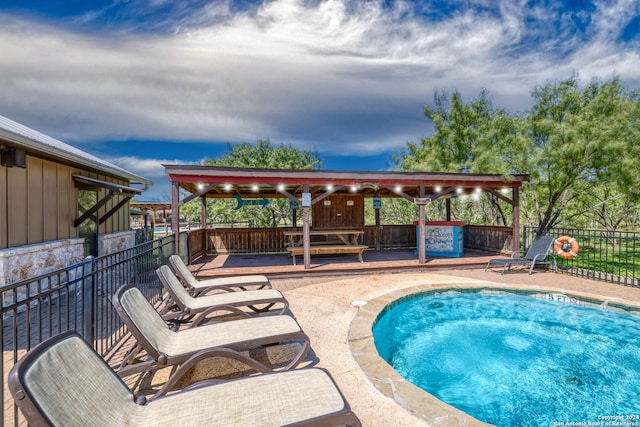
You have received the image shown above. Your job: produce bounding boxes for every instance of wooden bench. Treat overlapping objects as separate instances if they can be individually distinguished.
[286,245,368,265]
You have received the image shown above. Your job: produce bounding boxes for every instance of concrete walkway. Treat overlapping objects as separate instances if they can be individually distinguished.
[271,269,640,426]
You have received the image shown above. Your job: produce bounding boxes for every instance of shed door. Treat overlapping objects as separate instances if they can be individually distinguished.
[312,194,364,230]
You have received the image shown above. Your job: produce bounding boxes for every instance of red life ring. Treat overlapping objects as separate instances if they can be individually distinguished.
[554,236,579,259]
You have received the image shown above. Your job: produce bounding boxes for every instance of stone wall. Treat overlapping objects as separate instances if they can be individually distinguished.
[0,238,85,287]
[99,230,136,256]
[0,231,138,287]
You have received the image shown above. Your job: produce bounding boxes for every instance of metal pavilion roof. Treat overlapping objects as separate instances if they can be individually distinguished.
[164,164,529,268]
[163,164,529,201]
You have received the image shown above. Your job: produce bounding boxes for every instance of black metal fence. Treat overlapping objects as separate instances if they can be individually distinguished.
[134,226,155,244]
[1,235,175,426]
[524,226,640,287]
[3,226,640,424]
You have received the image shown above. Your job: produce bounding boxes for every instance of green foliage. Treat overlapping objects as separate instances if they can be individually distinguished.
[203,139,322,170]
[396,88,525,175]
[396,75,640,232]
[198,140,322,227]
[573,183,639,232]
[521,75,640,234]
[393,89,525,225]
[365,198,417,225]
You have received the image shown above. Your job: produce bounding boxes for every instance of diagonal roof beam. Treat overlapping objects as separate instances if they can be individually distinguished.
[382,185,414,202]
[181,183,220,205]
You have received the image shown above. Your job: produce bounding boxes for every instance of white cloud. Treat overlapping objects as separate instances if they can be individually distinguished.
[106,156,186,179]
[0,0,639,162]
[106,156,199,201]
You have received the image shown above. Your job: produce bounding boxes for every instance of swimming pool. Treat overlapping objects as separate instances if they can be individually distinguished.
[373,291,640,427]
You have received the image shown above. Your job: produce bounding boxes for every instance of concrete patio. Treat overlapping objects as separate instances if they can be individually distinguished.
[78,251,640,427]
[269,268,640,426]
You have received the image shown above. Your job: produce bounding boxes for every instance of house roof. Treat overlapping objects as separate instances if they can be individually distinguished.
[0,114,151,186]
[73,175,144,195]
[164,164,528,200]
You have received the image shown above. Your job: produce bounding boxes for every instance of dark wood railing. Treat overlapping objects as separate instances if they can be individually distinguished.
[464,225,514,255]
[185,224,512,259]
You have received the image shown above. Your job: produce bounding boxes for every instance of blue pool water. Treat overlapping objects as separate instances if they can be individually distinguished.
[373,292,640,427]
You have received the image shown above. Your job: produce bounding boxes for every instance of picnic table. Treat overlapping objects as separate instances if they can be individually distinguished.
[283,229,368,265]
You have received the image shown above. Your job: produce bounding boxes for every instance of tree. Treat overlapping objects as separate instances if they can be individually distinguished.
[394,75,640,234]
[575,184,640,232]
[204,140,322,170]
[519,75,640,235]
[201,140,322,227]
[394,89,524,226]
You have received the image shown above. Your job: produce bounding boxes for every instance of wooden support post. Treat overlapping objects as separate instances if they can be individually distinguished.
[512,187,520,256]
[201,195,207,253]
[171,182,180,255]
[418,185,426,264]
[374,203,381,251]
[303,184,311,269]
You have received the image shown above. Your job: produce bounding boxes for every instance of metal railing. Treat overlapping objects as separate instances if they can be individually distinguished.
[524,226,640,287]
[4,225,638,424]
[1,234,175,426]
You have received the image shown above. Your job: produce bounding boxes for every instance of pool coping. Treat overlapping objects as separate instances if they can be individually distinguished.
[347,282,640,427]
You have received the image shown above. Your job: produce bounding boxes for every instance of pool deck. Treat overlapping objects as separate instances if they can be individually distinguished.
[268,269,640,426]
[188,248,500,279]
[111,250,640,426]
[7,251,640,426]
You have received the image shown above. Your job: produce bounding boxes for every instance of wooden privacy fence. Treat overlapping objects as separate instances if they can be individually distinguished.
[184,224,513,259]
[464,225,514,254]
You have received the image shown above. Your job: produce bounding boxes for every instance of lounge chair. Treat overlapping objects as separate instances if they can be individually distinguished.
[111,285,310,386]
[485,235,557,274]
[156,265,288,322]
[169,254,271,296]
[8,331,362,427]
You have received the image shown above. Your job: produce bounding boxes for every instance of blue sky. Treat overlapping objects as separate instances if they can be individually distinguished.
[1,0,639,201]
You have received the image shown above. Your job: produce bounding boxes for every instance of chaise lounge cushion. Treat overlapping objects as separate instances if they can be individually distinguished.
[485,235,557,274]
[113,285,310,378]
[157,265,287,316]
[169,255,271,293]
[10,332,361,426]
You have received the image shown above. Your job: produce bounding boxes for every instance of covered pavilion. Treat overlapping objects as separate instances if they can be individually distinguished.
[130,202,172,227]
[164,165,528,269]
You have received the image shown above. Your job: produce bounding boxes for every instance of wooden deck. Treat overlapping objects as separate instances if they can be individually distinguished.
[187,248,503,279]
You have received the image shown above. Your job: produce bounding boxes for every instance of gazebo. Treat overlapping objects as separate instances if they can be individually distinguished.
[130,202,172,228]
[164,165,528,269]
